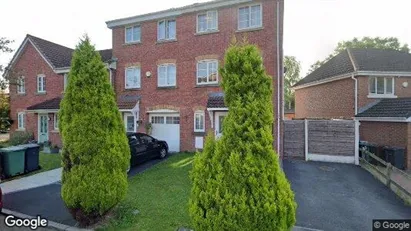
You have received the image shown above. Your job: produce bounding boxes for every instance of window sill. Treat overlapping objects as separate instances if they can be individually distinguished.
[36,92,47,95]
[367,94,397,99]
[51,130,59,133]
[16,129,26,132]
[17,93,26,96]
[236,26,264,33]
[123,41,142,46]
[157,86,177,90]
[195,84,219,88]
[194,131,206,136]
[156,39,177,44]
[125,88,141,91]
[195,30,219,36]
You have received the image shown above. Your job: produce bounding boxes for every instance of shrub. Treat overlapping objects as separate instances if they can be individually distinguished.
[9,131,34,145]
[189,43,297,230]
[59,36,130,226]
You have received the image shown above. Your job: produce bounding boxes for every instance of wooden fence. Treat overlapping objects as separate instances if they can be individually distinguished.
[360,149,411,204]
[283,119,359,164]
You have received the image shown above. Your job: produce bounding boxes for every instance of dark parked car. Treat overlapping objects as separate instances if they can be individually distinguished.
[127,133,168,171]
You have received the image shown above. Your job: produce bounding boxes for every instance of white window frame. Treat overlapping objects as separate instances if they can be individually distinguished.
[125,25,141,44]
[17,76,25,94]
[197,11,218,33]
[54,113,59,131]
[17,112,25,130]
[368,76,396,98]
[125,67,141,89]
[194,111,205,132]
[124,113,136,132]
[157,19,176,41]
[196,60,219,85]
[238,3,263,30]
[63,74,68,91]
[157,64,176,87]
[37,74,46,93]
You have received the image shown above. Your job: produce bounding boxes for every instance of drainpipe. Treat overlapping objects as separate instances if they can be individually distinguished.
[276,0,281,155]
[351,75,358,115]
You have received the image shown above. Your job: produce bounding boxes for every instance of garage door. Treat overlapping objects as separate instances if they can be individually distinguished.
[150,114,180,152]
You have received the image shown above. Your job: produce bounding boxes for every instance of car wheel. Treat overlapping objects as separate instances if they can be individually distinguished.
[159,147,167,159]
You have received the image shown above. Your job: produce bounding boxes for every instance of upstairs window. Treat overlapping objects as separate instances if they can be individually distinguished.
[18,112,25,130]
[197,60,218,85]
[63,74,69,91]
[37,75,46,93]
[125,67,141,89]
[17,76,25,94]
[158,19,176,41]
[238,4,262,30]
[125,25,141,43]
[369,77,395,96]
[197,11,218,33]
[158,64,176,87]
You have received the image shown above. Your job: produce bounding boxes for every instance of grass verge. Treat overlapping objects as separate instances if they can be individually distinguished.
[99,152,194,231]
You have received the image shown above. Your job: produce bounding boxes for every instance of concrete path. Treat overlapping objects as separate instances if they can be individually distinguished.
[0,168,62,194]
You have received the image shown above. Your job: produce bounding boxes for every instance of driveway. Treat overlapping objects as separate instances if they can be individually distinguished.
[2,154,173,227]
[283,159,411,231]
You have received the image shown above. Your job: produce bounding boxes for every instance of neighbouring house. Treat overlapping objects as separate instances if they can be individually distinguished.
[6,0,285,153]
[293,48,411,168]
[284,107,295,120]
[5,35,114,147]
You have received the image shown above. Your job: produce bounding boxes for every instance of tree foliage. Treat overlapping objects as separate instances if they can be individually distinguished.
[309,36,410,73]
[0,37,14,90]
[59,36,130,226]
[284,56,301,110]
[189,43,296,231]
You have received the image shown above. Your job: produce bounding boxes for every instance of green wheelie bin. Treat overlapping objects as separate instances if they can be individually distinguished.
[0,146,26,178]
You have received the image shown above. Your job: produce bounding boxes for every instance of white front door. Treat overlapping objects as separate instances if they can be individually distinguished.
[215,112,228,138]
[38,114,49,143]
[150,114,180,152]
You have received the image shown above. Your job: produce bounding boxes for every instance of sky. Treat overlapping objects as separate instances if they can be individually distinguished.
[1,0,411,76]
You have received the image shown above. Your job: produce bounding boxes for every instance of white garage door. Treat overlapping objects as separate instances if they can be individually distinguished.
[150,114,180,152]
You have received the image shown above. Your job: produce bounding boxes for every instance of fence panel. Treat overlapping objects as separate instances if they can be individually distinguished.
[283,120,305,159]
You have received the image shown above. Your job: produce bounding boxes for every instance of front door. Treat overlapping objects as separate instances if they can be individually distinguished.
[38,114,49,143]
[215,112,228,138]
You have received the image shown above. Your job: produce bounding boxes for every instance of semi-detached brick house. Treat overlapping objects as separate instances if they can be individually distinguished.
[293,48,411,168]
[7,0,285,154]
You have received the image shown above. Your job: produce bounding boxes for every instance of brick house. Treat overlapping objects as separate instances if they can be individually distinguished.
[7,0,285,153]
[293,48,411,168]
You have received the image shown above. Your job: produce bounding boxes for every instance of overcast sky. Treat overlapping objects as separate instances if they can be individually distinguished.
[1,0,411,76]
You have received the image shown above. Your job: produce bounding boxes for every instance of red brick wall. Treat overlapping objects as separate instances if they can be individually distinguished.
[295,78,355,119]
[112,0,281,152]
[9,42,64,146]
[360,121,409,168]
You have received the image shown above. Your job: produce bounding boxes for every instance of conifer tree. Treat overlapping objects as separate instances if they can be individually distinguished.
[59,36,130,226]
[189,42,297,230]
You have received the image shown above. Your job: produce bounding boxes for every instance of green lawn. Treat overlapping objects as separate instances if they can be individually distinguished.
[39,152,62,171]
[100,153,194,231]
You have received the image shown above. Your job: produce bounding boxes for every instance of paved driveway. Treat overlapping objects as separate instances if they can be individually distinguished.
[2,154,173,227]
[283,159,411,231]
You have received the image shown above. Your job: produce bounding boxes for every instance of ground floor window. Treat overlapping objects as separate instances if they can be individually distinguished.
[17,112,25,129]
[194,111,205,132]
[54,113,59,130]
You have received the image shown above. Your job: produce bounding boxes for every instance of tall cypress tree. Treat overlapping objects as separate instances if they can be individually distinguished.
[59,36,130,226]
[189,43,296,230]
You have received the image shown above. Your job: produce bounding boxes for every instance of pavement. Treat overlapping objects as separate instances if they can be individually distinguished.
[0,168,62,194]
[283,159,411,231]
[2,154,174,228]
